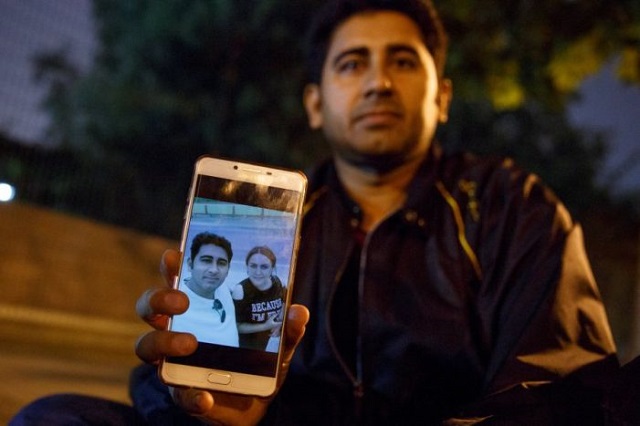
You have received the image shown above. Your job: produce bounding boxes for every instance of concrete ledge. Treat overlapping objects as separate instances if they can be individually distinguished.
[0,202,176,320]
[0,202,175,423]
[0,303,148,356]
[0,303,146,424]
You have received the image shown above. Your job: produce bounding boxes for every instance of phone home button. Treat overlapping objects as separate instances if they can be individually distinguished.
[207,372,232,385]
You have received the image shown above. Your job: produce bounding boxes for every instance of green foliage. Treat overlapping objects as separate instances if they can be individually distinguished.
[35,0,331,236]
[32,0,639,237]
[436,0,640,109]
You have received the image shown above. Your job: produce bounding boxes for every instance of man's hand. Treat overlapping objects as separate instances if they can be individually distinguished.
[135,249,309,425]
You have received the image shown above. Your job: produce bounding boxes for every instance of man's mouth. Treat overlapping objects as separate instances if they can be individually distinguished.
[353,105,403,126]
[355,111,401,127]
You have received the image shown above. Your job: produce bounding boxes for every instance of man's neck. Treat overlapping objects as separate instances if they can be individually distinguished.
[185,281,217,299]
[334,155,423,232]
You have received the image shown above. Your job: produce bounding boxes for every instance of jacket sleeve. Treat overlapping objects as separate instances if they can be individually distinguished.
[452,166,619,424]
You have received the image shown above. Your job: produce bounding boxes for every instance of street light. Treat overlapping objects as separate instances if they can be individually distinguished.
[0,183,16,202]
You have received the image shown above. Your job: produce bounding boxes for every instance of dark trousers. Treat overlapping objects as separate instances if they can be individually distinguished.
[9,364,201,426]
[9,357,640,425]
[603,355,640,426]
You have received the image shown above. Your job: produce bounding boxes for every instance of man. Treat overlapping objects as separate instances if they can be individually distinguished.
[135,0,620,424]
[9,0,634,425]
[170,231,238,347]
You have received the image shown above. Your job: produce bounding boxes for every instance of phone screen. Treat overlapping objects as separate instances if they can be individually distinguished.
[166,171,304,379]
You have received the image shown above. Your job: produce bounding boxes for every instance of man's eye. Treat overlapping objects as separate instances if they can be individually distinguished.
[337,58,364,73]
[394,56,418,69]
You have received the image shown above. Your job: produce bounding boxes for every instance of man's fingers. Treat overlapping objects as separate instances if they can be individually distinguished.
[135,330,198,364]
[136,288,189,328]
[274,304,308,389]
[281,304,309,363]
[171,387,265,424]
[160,249,181,286]
[135,289,162,325]
[170,387,215,416]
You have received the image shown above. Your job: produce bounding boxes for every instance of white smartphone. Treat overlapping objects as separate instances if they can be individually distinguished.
[159,156,307,397]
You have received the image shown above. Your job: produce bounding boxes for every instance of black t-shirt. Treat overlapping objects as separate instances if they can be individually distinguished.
[234,276,285,350]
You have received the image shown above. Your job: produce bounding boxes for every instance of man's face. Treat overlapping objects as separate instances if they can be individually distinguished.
[304,11,451,171]
[188,244,230,297]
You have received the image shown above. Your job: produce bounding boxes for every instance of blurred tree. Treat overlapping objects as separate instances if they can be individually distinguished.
[436,0,640,109]
[32,0,639,237]
[35,0,326,236]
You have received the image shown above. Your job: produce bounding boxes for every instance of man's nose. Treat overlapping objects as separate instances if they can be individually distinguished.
[364,65,393,98]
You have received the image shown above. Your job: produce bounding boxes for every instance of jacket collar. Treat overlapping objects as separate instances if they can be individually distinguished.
[403,143,443,222]
[305,144,444,233]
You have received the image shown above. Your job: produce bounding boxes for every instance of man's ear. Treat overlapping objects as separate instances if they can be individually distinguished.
[437,78,453,123]
[303,83,323,129]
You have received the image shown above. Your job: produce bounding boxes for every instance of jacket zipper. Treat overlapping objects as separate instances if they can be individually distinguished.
[353,230,376,420]
[326,214,387,422]
[325,238,361,408]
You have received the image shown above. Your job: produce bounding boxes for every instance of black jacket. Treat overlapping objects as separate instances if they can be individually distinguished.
[268,145,618,425]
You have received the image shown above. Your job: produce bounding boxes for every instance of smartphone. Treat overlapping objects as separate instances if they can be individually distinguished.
[159,156,307,397]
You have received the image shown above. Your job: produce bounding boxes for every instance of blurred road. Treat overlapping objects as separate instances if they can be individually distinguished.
[0,304,147,423]
[0,202,172,423]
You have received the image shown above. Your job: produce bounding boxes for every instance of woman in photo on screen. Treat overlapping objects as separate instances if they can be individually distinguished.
[232,245,286,352]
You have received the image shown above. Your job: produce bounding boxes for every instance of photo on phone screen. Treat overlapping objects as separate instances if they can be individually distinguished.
[160,157,306,395]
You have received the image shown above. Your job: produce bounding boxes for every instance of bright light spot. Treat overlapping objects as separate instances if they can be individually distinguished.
[0,183,16,202]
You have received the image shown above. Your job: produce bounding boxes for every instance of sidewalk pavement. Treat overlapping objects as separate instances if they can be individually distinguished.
[0,303,148,423]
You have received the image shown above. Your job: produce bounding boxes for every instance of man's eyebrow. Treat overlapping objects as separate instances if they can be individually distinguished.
[387,44,420,56]
[330,44,421,68]
[331,47,369,68]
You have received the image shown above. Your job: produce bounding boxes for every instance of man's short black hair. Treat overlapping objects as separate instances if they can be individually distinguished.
[189,232,233,264]
[305,0,448,84]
